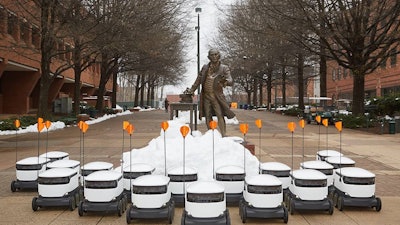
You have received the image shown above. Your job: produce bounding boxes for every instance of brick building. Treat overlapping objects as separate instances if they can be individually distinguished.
[0,1,113,115]
[327,53,400,105]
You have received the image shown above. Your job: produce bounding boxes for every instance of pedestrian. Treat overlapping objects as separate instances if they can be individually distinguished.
[164,98,169,113]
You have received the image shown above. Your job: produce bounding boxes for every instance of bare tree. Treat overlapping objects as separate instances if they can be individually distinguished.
[269,0,400,115]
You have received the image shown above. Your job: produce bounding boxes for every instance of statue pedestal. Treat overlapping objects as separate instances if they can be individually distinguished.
[169,103,198,132]
[241,141,255,155]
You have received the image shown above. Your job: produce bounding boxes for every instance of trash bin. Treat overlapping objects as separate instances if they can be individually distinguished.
[389,120,396,134]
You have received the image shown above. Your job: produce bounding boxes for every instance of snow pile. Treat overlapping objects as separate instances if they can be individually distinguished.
[122,119,259,181]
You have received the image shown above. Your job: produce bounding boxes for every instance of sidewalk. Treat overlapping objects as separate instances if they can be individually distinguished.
[0,109,398,225]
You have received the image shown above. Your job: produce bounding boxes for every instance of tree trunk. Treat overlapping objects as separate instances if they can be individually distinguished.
[246,91,251,105]
[134,75,140,106]
[38,0,56,119]
[297,53,304,110]
[352,70,365,115]
[252,78,258,106]
[73,43,82,116]
[320,50,327,97]
[73,65,82,116]
[267,70,272,109]
[259,77,263,106]
[112,70,118,108]
[140,74,145,106]
[282,67,286,106]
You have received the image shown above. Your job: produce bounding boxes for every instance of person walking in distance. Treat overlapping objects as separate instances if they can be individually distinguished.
[164,98,169,113]
[188,49,235,137]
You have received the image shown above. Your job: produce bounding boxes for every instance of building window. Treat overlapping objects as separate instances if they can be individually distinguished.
[332,69,336,81]
[390,49,397,67]
[20,19,30,44]
[337,68,341,80]
[32,26,40,49]
[380,57,387,69]
[343,68,347,79]
[7,12,17,37]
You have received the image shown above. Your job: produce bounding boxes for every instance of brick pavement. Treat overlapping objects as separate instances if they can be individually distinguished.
[0,109,399,224]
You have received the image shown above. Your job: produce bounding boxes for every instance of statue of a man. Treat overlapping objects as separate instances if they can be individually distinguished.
[188,49,235,136]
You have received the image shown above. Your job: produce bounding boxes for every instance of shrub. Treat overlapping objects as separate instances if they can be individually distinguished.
[336,114,380,129]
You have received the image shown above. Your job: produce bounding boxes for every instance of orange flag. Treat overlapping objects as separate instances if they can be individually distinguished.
[287,122,296,133]
[322,119,329,127]
[81,122,89,133]
[126,124,134,135]
[239,123,249,135]
[78,121,84,130]
[255,119,262,129]
[14,119,20,128]
[335,121,343,132]
[161,121,169,131]
[315,115,321,123]
[45,120,52,129]
[299,119,305,129]
[209,121,217,130]
[123,121,130,130]
[180,125,190,138]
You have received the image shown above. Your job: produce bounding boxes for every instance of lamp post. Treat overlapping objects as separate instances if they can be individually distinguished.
[195,7,202,96]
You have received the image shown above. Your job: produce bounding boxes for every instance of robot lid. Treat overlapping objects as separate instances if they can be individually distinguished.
[132,174,170,186]
[47,159,80,169]
[123,163,155,173]
[291,169,327,180]
[301,160,334,170]
[16,156,50,165]
[335,167,375,178]
[187,181,225,194]
[245,174,282,186]
[325,156,355,165]
[39,151,69,159]
[168,166,197,175]
[82,161,113,170]
[317,150,343,157]
[85,170,122,181]
[216,165,244,174]
[39,167,77,178]
[260,162,291,171]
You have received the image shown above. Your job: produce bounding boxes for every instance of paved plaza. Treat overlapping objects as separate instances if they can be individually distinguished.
[0,109,399,225]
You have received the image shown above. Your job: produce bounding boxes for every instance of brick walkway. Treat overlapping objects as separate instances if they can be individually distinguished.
[0,109,398,224]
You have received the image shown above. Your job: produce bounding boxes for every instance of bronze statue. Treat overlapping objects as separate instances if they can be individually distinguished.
[188,49,235,137]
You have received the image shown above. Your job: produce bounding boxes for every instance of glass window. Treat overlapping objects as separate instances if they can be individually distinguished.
[168,174,198,182]
[216,173,245,181]
[85,180,118,189]
[247,185,281,194]
[16,163,46,170]
[294,178,327,187]
[32,26,40,49]
[132,185,168,194]
[187,192,224,203]
[316,168,333,175]
[390,49,397,67]
[330,163,354,169]
[38,173,76,185]
[261,170,290,177]
[81,169,109,176]
[123,171,152,179]
[343,176,375,185]
[380,57,387,69]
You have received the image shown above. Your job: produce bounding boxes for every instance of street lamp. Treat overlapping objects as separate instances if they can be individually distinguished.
[195,7,202,96]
